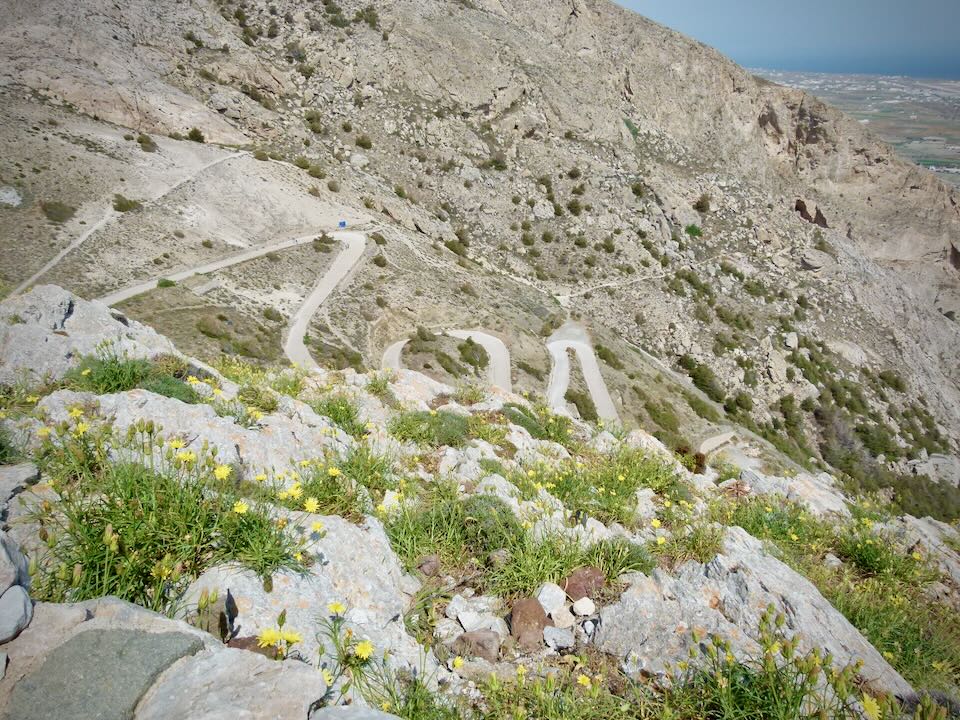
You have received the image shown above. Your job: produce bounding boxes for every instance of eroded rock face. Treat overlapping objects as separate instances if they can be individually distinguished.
[179,513,431,676]
[596,527,912,696]
[730,468,851,518]
[881,515,960,587]
[33,388,352,481]
[0,286,177,386]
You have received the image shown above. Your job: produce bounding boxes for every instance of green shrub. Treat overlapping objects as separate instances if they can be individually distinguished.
[113,194,142,212]
[138,375,201,404]
[692,193,711,213]
[685,392,721,422]
[187,127,205,143]
[678,355,725,403]
[501,403,572,446]
[41,201,76,223]
[564,389,598,422]
[355,134,372,149]
[312,394,367,437]
[157,278,176,288]
[684,224,702,237]
[457,337,488,370]
[389,410,469,448]
[595,344,624,370]
[137,134,158,152]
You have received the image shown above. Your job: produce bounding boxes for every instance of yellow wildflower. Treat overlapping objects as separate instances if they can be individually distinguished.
[74,422,89,437]
[381,702,392,712]
[663,499,672,508]
[321,669,335,685]
[254,473,267,482]
[311,521,324,533]
[911,551,922,561]
[232,500,249,515]
[26,395,39,403]
[617,474,626,482]
[37,427,51,439]
[168,438,185,449]
[80,368,92,376]
[376,503,387,515]
[354,640,374,660]
[281,630,302,645]
[214,465,232,481]
[656,536,667,546]
[327,467,341,477]
[299,459,311,467]
[765,506,773,513]
[790,533,799,541]
[186,376,200,384]
[577,674,591,688]
[452,656,464,669]
[176,450,196,464]
[294,552,303,562]
[651,518,661,529]
[429,410,437,416]
[288,483,303,500]
[68,407,84,419]
[212,387,223,396]
[304,497,320,514]
[328,601,346,616]
[862,694,881,720]
[257,627,282,648]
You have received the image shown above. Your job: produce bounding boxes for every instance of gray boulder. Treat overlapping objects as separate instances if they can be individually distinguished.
[597,527,911,696]
[732,468,850,518]
[0,286,176,386]
[0,586,31,643]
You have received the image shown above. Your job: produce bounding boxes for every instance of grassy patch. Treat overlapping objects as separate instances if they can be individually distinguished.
[32,425,300,613]
[501,403,573,447]
[41,201,76,223]
[63,348,199,403]
[311,393,367,438]
[389,410,469,448]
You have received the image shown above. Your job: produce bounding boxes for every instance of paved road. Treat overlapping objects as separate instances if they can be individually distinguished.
[382,329,512,392]
[97,231,325,306]
[16,153,242,296]
[546,322,620,423]
[283,231,366,369]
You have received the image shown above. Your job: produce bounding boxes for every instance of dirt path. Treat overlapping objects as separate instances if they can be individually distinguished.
[15,152,243,295]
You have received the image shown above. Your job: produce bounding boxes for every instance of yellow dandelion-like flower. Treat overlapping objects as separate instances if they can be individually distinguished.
[651,518,662,529]
[516,664,527,678]
[168,438,185,449]
[429,410,437,417]
[765,506,773,513]
[186,375,200,384]
[257,627,282,648]
[37,426,51,439]
[911,551,922,561]
[80,368,92,376]
[68,407,84,419]
[321,669,334,685]
[214,465,232,481]
[617,474,626,482]
[311,521,324,533]
[232,500,249,514]
[862,694,881,720]
[176,450,197,464]
[299,459,311,467]
[255,473,267,482]
[278,489,289,501]
[376,503,387,515]
[327,601,346,616]
[452,656,464,669]
[327,467,341,477]
[354,640,374,660]
[26,395,39,403]
[576,674,591,688]
[381,702,392,712]
[304,497,320,514]
[288,483,303,500]
[294,552,303,562]
[281,630,302,645]
[656,536,667,546]
[74,422,89,437]
[212,387,223,396]
[790,533,799,541]
[663,499,672,508]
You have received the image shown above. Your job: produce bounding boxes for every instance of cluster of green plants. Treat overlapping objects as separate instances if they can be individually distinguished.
[311,393,368,438]
[31,419,302,613]
[60,345,201,404]
[711,496,960,693]
[385,483,650,597]
[389,409,470,448]
[500,403,573,447]
[509,448,684,527]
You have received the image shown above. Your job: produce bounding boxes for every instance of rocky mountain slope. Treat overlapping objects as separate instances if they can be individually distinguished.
[0,1,959,713]
[0,286,958,718]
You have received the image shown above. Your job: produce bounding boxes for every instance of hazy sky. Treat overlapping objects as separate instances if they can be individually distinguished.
[620,1,960,78]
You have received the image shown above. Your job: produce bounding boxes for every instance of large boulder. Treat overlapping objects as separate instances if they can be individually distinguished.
[731,468,850,518]
[179,513,431,676]
[0,286,176,386]
[596,527,911,696]
[32,389,351,482]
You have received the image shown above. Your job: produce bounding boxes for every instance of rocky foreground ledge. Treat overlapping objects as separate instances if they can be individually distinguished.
[0,287,958,718]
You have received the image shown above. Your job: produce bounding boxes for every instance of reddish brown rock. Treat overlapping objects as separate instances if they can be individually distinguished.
[561,566,605,601]
[509,598,551,649]
[416,554,441,576]
[453,629,501,663]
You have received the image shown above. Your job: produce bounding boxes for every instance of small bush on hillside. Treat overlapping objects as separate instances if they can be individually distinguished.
[685,224,702,237]
[693,193,711,212]
[157,278,176,288]
[113,194,142,212]
[311,393,367,438]
[389,410,469,448]
[187,127,205,143]
[41,201,76,223]
[355,134,372,149]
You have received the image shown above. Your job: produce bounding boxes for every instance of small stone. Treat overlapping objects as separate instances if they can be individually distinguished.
[0,530,30,595]
[561,567,605,601]
[445,594,469,620]
[0,584,32,642]
[543,626,575,650]
[572,597,596,616]
[550,606,576,629]
[453,629,501,663]
[535,582,567,616]
[416,554,440,577]
[0,464,39,510]
[488,549,510,567]
[823,553,843,569]
[583,620,595,635]
[784,332,799,350]
[509,598,550,650]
